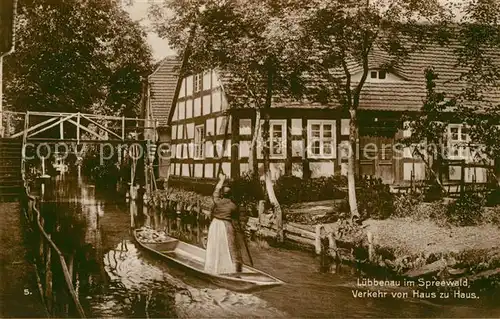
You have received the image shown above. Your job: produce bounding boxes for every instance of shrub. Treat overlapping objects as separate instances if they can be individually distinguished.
[274,175,347,206]
[482,206,500,226]
[423,181,444,202]
[394,192,448,224]
[394,192,424,218]
[274,175,304,206]
[446,193,485,226]
[356,176,395,220]
[230,172,265,207]
[485,187,500,207]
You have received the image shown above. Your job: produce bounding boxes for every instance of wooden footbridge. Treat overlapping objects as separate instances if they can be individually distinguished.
[0,110,159,200]
[1,110,156,143]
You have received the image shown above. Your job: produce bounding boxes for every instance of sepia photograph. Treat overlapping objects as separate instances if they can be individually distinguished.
[1,0,499,317]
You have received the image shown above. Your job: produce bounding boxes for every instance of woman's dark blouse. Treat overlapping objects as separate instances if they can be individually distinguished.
[212,187,238,221]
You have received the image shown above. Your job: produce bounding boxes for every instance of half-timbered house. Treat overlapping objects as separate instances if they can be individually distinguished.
[148,45,500,189]
[144,56,181,179]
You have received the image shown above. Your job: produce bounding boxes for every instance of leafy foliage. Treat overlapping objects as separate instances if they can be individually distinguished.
[393,192,424,217]
[355,176,395,220]
[274,175,347,206]
[423,181,444,202]
[81,146,120,187]
[230,172,265,207]
[446,193,485,226]
[4,0,152,116]
[291,0,450,217]
[446,0,500,181]
[485,187,500,207]
[402,68,455,188]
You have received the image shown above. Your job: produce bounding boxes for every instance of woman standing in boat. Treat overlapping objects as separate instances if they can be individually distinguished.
[204,173,246,274]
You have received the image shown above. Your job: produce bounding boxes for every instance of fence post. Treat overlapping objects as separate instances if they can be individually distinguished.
[45,239,53,313]
[76,113,80,143]
[60,116,64,140]
[196,200,201,245]
[257,200,265,225]
[176,202,182,232]
[460,160,465,195]
[315,224,323,255]
[122,116,125,140]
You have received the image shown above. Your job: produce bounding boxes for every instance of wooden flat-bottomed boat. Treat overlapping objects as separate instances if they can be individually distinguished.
[133,229,284,293]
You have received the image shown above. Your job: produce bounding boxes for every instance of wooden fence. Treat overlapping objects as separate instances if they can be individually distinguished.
[20,188,86,317]
[147,196,350,258]
[391,159,497,197]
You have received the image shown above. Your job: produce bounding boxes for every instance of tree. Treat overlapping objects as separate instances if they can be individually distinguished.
[403,68,455,190]
[293,0,449,218]
[150,0,302,241]
[451,0,500,184]
[3,0,152,117]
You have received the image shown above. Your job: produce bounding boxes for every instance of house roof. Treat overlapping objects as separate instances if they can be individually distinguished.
[148,56,182,127]
[218,44,500,112]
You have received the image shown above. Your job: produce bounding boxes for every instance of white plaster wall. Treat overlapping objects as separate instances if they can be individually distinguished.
[203,95,211,115]
[186,123,194,139]
[171,125,177,140]
[240,163,250,174]
[206,118,215,136]
[212,90,221,112]
[239,140,250,158]
[203,71,211,90]
[194,164,203,177]
[179,79,186,98]
[185,100,193,119]
[194,98,202,117]
[178,101,185,120]
[177,125,183,139]
[205,141,214,158]
[310,162,334,178]
[291,119,302,135]
[205,164,214,178]
[404,162,425,180]
[182,163,189,176]
[186,75,193,95]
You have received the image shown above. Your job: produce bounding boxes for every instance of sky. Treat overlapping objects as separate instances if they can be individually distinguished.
[122,0,174,61]
[123,0,469,62]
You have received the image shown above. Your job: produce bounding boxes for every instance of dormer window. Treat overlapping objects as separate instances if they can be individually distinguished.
[370,70,387,80]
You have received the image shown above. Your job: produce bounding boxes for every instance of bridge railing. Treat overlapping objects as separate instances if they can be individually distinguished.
[2,110,157,142]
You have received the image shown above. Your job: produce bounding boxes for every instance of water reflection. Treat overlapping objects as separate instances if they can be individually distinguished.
[34,176,500,318]
[36,176,285,317]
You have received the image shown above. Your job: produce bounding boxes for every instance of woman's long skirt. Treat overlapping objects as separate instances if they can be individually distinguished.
[204,219,242,274]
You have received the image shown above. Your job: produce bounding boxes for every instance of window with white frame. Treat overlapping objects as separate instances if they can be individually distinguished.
[194,73,202,93]
[258,120,287,158]
[308,120,336,158]
[447,125,470,159]
[194,125,205,159]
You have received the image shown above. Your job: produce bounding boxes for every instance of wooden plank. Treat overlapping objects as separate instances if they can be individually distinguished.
[28,114,76,138]
[285,233,315,247]
[285,224,315,240]
[10,116,58,138]
[81,114,122,140]
[66,119,104,140]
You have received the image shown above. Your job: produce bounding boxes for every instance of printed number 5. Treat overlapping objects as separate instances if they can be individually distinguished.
[24,288,31,296]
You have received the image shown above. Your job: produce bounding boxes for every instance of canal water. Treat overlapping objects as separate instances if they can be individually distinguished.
[36,176,500,318]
